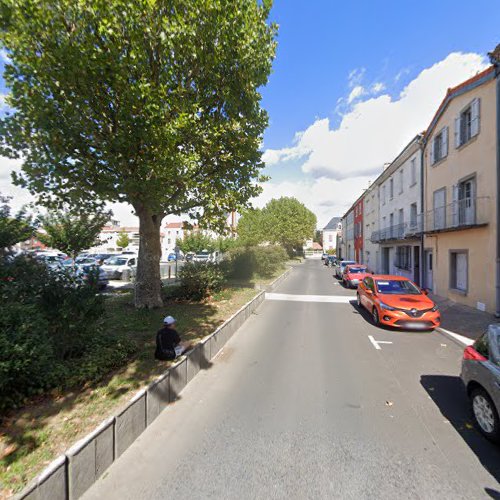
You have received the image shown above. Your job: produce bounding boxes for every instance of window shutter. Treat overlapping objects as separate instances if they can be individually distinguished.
[442,126,448,157]
[454,117,461,148]
[471,98,480,137]
[451,184,459,227]
[429,139,435,165]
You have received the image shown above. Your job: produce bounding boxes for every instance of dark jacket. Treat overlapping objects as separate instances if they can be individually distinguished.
[155,326,181,361]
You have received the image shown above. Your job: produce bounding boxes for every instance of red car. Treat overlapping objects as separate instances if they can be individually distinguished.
[357,275,440,330]
[342,264,370,288]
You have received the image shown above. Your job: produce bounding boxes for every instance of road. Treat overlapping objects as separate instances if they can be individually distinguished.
[83,260,500,499]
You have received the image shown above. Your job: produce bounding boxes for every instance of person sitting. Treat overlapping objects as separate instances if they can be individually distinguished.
[155,315,185,361]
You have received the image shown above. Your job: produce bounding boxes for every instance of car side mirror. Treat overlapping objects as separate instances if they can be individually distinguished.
[421,288,429,295]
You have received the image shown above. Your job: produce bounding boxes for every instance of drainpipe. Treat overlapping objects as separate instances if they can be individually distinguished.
[492,49,500,316]
[419,136,425,288]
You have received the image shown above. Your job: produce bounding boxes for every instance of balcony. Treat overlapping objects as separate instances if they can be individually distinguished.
[424,196,490,234]
[371,219,423,243]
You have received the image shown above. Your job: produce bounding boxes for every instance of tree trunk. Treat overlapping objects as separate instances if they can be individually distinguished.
[135,206,164,309]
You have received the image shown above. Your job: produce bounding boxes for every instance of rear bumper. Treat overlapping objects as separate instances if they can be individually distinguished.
[378,309,441,330]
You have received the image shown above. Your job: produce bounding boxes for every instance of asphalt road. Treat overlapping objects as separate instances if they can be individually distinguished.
[83,260,500,500]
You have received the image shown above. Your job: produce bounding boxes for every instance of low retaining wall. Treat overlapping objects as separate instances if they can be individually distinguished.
[15,285,269,500]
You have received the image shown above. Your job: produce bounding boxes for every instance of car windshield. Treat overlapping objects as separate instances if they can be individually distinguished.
[375,279,421,295]
[105,257,127,266]
[348,267,367,274]
[341,261,355,267]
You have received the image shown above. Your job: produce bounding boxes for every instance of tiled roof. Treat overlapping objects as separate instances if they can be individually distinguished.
[323,216,341,231]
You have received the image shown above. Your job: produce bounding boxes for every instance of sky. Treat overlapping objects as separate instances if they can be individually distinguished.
[1,0,500,228]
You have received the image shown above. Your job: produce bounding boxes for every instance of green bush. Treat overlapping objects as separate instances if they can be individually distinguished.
[177,262,225,301]
[0,255,133,411]
[223,245,287,280]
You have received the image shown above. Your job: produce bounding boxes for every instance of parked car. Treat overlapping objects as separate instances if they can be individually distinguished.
[321,253,329,260]
[335,260,356,279]
[89,253,116,265]
[342,264,370,288]
[101,255,137,280]
[79,264,109,290]
[324,255,336,267]
[193,250,211,263]
[185,252,195,262]
[461,325,500,444]
[167,253,177,262]
[356,275,440,330]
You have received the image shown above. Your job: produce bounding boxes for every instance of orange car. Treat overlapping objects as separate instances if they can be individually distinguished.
[342,264,371,288]
[357,275,440,330]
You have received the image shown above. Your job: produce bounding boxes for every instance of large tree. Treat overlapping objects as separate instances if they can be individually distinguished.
[0,0,277,308]
[262,197,316,255]
[38,209,110,260]
[237,208,265,246]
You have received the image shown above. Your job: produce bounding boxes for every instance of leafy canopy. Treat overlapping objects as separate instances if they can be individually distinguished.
[177,231,217,254]
[0,194,34,252]
[0,0,277,229]
[116,230,130,249]
[38,209,110,258]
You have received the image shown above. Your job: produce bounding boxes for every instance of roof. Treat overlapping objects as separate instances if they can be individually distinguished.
[311,242,322,250]
[323,216,341,231]
[165,222,183,229]
[102,226,139,232]
[424,66,495,140]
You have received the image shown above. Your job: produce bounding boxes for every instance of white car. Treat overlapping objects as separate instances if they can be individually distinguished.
[101,255,137,280]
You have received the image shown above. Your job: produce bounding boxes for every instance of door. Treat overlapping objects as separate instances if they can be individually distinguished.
[433,189,446,230]
[382,248,390,274]
[459,179,475,225]
[413,246,420,285]
[425,250,433,290]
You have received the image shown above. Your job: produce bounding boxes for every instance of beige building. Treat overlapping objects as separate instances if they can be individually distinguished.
[363,182,379,272]
[423,64,498,313]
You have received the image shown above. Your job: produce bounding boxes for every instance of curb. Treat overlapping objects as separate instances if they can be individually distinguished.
[255,265,293,292]
[14,287,269,500]
[436,327,474,347]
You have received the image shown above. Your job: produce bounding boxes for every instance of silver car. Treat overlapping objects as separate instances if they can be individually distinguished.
[461,324,500,444]
[335,260,356,279]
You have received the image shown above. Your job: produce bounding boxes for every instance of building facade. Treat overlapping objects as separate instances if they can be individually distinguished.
[423,66,498,312]
[363,183,379,272]
[353,197,364,263]
[372,136,423,284]
[322,216,341,253]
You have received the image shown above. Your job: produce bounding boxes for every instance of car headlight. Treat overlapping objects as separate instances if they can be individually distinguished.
[431,305,439,312]
[379,301,396,311]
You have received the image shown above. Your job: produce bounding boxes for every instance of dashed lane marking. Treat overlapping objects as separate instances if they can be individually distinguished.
[265,293,353,303]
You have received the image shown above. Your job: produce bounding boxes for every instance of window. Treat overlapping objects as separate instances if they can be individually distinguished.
[410,158,417,186]
[433,188,446,230]
[399,170,404,194]
[382,185,386,205]
[455,98,480,148]
[167,238,171,244]
[455,177,476,226]
[398,208,404,226]
[329,234,332,242]
[395,246,411,270]
[389,178,394,199]
[430,127,448,164]
[410,203,418,228]
[450,251,468,292]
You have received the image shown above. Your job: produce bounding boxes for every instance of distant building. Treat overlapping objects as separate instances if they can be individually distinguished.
[322,216,341,253]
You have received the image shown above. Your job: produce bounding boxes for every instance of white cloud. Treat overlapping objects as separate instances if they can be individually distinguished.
[0,49,10,63]
[371,82,385,93]
[254,175,375,228]
[347,85,365,103]
[263,52,488,180]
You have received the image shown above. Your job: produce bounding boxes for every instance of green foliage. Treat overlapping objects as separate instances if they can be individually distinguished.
[223,245,287,280]
[177,262,225,301]
[0,0,278,307]
[0,255,134,411]
[327,248,336,255]
[0,194,34,252]
[313,229,323,245]
[237,209,265,246]
[216,237,239,253]
[261,197,317,255]
[177,232,217,254]
[236,199,317,255]
[38,209,110,259]
[116,230,130,249]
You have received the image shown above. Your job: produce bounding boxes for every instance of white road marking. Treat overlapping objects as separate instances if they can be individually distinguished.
[437,327,474,346]
[265,293,353,303]
[368,335,393,350]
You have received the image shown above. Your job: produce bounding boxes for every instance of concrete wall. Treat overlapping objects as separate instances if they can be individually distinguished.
[15,273,276,500]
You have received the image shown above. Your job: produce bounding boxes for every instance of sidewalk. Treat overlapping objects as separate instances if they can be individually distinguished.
[430,293,500,341]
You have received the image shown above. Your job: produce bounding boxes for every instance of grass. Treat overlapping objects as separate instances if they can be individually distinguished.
[0,283,262,498]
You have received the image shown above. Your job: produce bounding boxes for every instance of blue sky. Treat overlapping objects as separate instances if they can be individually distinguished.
[1,0,499,227]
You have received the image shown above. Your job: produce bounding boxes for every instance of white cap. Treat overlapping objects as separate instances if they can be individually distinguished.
[163,315,176,325]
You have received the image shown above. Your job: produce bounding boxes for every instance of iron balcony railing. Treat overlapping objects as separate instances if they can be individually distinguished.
[424,196,490,233]
[370,218,423,243]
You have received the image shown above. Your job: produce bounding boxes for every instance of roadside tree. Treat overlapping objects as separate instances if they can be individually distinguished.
[116,231,130,250]
[39,209,110,260]
[178,232,217,254]
[0,0,277,308]
[0,194,33,254]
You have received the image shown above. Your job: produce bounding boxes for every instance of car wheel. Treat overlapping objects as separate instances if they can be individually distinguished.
[470,387,500,443]
[372,307,380,326]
